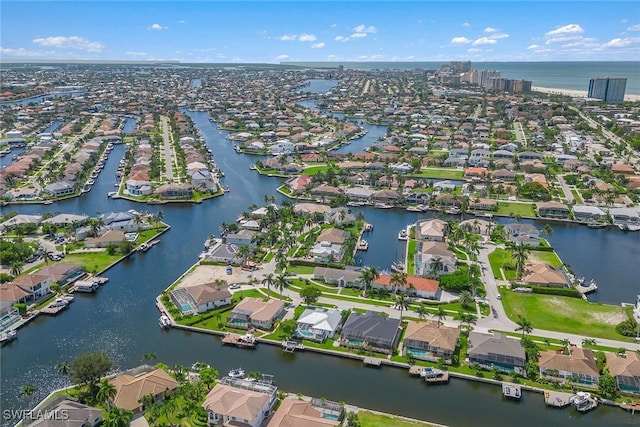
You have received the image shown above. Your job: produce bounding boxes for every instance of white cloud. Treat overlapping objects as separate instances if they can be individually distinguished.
[351,32,368,39]
[334,35,347,42]
[125,51,149,57]
[298,33,317,42]
[311,42,326,49]
[32,36,104,52]
[371,54,384,60]
[490,33,509,40]
[278,34,297,41]
[472,37,497,46]
[483,27,497,33]
[0,47,52,57]
[545,24,584,37]
[450,36,472,44]
[357,55,368,60]
[276,54,289,60]
[177,20,187,24]
[462,22,471,27]
[148,23,168,31]
[527,44,541,50]
[331,24,337,28]
[603,38,633,48]
[627,24,640,32]
[467,48,482,53]
[353,24,377,34]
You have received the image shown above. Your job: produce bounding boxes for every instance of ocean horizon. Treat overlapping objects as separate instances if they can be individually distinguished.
[284,61,640,96]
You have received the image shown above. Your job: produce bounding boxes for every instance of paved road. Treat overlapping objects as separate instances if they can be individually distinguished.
[556,174,574,203]
[513,121,527,147]
[160,115,174,181]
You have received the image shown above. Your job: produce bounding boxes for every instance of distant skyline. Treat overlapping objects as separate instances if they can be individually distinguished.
[1,1,639,63]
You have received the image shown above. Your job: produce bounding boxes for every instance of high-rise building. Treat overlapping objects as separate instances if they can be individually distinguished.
[588,77,627,102]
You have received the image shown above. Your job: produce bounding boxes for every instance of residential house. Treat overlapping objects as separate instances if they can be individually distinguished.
[12,274,51,300]
[416,219,447,242]
[153,183,193,199]
[287,175,312,194]
[267,397,340,427]
[0,282,32,305]
[41,213,88,228]
[190,169,217,192]
[469,198,497,211]
[492,169,516,181]
[372,189,401,203]
[536,201,570,218]
[504,223,540,247]
[572,205,607,222]
[310,185,342,200]
[43,181,75,197]
[341,311,401,354]
[433,180,457,191]
[414,241,457,278]
[313,267,362,288]
[324,208,357,226]
[84,230,126,248]
[36,263,86,286]
[467,332,526,375]
[227,297,285,330]
[171,282,232,315]
[345,186,374,201]
[125,177,153,196]
[110,367,179,413]
[522,263,569,288]
[538,347,599,386]
[202,380,278,427]
[464,167,489,179]
[606,351,640,395]
[225,229,258,248]
[310,228,349,263]
[371,274,440,299]
[403,320,460,364]
[201,239,241,265]
[0,214,42,232]
[24,398,103,427]
[295,307,343,342]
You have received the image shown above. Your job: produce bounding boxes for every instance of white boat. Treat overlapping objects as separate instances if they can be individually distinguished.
[228,368,246,379]
[238,334,256,345]
[357,239,369,251]
[420,367,444,379]
[374,203,393,209]
[50,298,69,308]
[391,261,405,273]
[398,229,408,241]
[0,330,17,344]
[570,391,598,412]
[363,222,374,232]
[159,315,171,329]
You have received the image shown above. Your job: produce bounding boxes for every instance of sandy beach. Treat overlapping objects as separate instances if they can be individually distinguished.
[532,86,640,102]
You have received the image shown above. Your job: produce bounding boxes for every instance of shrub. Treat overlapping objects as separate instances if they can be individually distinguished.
[13,303,26,315]
[616,318,638,337]
[530,286,581,298]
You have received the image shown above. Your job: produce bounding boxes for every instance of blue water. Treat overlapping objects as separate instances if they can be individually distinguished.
[121,117,137,134]
[190,78,202,89]
[289,62,640,95]
[42,120,63,134]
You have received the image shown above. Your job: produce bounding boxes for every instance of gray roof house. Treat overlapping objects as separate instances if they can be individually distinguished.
[341,311,401,354]
[24,398,103,427]
[296,307,343,342]
[468,332,526,375]
[313,267,362,287]
[43,181,75,197]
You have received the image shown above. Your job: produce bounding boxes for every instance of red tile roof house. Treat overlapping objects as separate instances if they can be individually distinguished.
[286,175,312,194]
[538,347,599,386]
[611,163,636,175]
[403,320,460,364]
[372,274,440,299]
[536,201,570,218]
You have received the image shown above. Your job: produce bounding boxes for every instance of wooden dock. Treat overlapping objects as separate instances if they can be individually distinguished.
[282,340,304,353]
[424,370,449,384]
[363,357,382,367]
[544,390,572,407]
[408,365,424,376]
[221,333,257,348]
[502,383,522,399]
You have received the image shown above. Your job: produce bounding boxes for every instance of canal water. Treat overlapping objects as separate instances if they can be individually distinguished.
[1,86,639,426]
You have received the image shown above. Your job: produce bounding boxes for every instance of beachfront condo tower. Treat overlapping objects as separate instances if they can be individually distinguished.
[588,77,627,102]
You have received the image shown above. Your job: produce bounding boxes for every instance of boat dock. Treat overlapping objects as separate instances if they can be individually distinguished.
[282,340,304,353]
[423,369,449,384]
[137,240,160,253]
[408,365,424,376]
[544,390,572,407]
[40,299,71,315]
[363,357,382,367]
[577,280,598,295]
[502,383,522,399]
[221,333,257,348]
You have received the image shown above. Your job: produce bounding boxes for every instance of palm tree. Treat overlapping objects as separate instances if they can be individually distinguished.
[97,379,117,410]
[275,273,288,300]
[142,352,157,362]
[9,262,24,277]
[19,383,37,398]
[394,292,410,321]
[261,273,275,299]
[508,244,530,279]
[515,315,533,337]
[459,290,474,310]
[237,245,252,268]
[459,312,477,330]
[415,304,428,321]
[433,306,447,326]
[428,257,444,279]
[358,266,378,297]
[153,210,164,226]
[57,361,70,392]
[104,407,133,427]
[390,271,407,295]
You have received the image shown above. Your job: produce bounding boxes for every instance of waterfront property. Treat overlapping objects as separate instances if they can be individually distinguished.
[267,397,340,427]
[538,347,599,386]
[109,366,179,413]
[467,332,526,375]
[606,351,640,395]
[415,219,447,242]
[202,378,278,427]
[227,297,285,330]
[403,320,460,364]
[295,307,343,342]
[341,311,401,355]
[23,397,103,427]
[372,274,440,300]
[170,282,232,315]
[313,266,362,288]
[522,263,570,288]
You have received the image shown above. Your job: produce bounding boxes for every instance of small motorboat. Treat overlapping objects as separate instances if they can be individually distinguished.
[228,368,246,379]
[159,315,171,329]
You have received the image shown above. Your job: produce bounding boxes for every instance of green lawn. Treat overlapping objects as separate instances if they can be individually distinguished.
[487,248,515,280]
[287,265,315,274]
[407,239,417,274]
[570,189,583,204]
[62,252,122,274]
[529,250,563,268]
[496,202,536,217]
[302,165,332,175]
[321,293,393,307]
[410,168,464,180]
[358,411,437,427]
[500,291,633,342]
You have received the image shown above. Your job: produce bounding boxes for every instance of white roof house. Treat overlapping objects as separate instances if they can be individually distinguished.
[296,307,343,341]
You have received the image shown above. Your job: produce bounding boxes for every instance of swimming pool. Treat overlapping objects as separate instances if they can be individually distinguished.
[321,412,340,421]
[407,348,429,358]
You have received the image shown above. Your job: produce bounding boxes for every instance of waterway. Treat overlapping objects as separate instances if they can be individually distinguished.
[121,117,137,135]
[1,85,639,427]
[0,91,85,107]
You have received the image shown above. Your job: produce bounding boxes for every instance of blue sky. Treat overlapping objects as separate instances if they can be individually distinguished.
[1,1,639,62]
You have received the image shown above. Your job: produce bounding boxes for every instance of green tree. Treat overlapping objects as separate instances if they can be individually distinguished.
[280,319,297,339]
[261,272,275,299]
[119,240,135,255]
[415,304,428,321]
[275,273,288,299]
[394,292,410,321]
[300,286,322,305]
[19,383,37,398]
[458,290,474,310]
[104,407,133,427]
[359,266,379,297]
[432,306,447,326]
[598,373,617,399]
[97,379,117,409]
[515,315,533,337]
[57,361,70,391]
[69,351,113,386]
